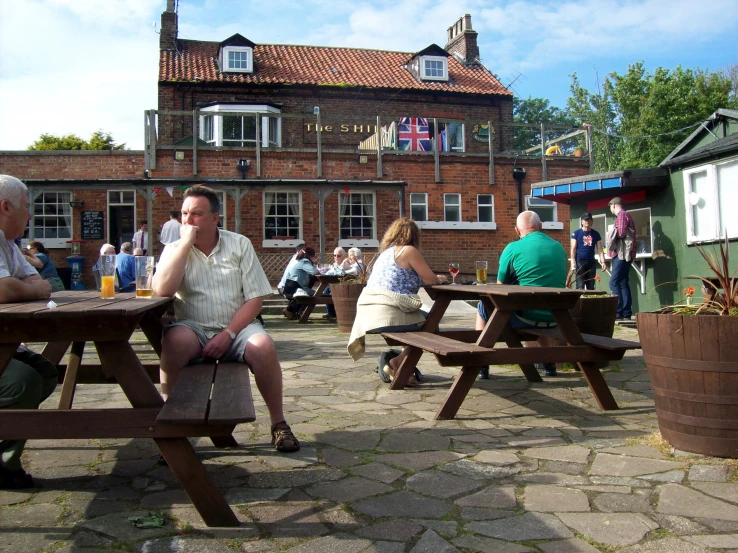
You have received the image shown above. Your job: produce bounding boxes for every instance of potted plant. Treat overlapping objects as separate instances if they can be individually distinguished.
[332,260,370,333]
[637,236,738,457]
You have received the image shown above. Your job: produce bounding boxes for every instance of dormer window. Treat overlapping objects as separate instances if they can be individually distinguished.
[420,55,448,81]
[223,46,252,73]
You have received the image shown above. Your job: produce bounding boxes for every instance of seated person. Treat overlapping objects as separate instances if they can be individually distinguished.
[476,211,567,379]
[277,241,306,296]
[347,217,447,386]
[133,248,144,256]
[22,240,65,292]
[116,242,136,292]
[344,247,365,276]
[92,243,116,272]
[0,174,58,489]
[282,247,319,320]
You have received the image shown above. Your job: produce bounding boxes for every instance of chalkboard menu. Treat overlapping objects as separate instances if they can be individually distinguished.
[81,211,104,240]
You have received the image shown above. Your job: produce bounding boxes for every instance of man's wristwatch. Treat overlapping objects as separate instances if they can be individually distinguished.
[224,328,236,340]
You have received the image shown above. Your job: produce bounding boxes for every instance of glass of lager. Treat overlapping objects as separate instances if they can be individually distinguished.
[99,255,116,299]
[475,261,488,285]
[135,256,155,298]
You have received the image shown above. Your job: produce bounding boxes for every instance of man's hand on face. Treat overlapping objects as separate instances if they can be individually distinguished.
[179,224,199,245]
[201,331,232,360]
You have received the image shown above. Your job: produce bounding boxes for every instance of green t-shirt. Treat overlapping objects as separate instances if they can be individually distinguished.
[497,231,567,322]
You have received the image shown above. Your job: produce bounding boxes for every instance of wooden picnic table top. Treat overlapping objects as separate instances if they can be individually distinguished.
[315,274,343,283]
[0,291,240,527]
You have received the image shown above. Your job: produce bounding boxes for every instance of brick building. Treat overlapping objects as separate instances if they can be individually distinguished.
[0,1,588,287]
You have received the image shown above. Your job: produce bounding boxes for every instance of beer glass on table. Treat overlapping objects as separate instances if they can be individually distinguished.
[475,261,488,284]
[135,256,155,298]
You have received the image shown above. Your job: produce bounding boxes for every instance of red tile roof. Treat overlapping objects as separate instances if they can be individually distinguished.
[160,40,511,97]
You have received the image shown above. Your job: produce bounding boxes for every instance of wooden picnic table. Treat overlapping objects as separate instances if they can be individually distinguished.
[294,273,340,323]
[382,284,640,420]
[0,291,242,527]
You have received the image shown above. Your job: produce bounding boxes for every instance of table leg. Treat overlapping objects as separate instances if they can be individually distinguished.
[389,346,424,390]
[436,366,479,420]
[499,328,543,383]
[578,361,619,410]
[156,438,239,527]
[57,341,85,410]
[298,281,326,324]
[41,341,71,367]
[211,434,239,448]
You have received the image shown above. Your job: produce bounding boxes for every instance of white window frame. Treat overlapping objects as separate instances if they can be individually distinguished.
[200,104,281,148]
[215,190,226,229]
[684,157,738,244]
[444,193,461,222]
[222,46,253,73]
[25,191,73,249]
[262,190,303,248]
[410,193,428,222]
[438,122,465,152]
[420,55,448,81]
[338,192,378,249]
[525,195,563,230]
[415,193,496,230]
[477,194,494,223]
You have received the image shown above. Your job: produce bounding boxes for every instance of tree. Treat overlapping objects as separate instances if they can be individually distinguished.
[513,96,576,152]
[28,130,126,151]
[566,63,737,170]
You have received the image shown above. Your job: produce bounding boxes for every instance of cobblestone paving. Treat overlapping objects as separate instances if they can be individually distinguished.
[3,300,738,552]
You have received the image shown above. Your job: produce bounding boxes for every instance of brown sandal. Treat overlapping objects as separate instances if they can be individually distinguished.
[271,421,300,453]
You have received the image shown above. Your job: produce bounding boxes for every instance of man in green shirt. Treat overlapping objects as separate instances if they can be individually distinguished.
[476,211,567,378]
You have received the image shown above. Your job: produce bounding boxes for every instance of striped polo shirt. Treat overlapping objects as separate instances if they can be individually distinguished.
[168,229,272,335]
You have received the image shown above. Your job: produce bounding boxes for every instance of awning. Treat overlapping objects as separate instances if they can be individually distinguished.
[530,167,669,204]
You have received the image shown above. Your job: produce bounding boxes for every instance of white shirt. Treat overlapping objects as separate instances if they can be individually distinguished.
[159,219,181,245]
[132,229,148,251]
[165,229,272,336]
[0,230,37,281]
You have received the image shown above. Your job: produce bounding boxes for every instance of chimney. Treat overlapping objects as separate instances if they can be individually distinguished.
[160,0,178,51]
[445,14,479,65]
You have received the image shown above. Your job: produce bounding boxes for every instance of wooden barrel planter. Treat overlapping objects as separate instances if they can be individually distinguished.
[637,312,738,458]
[332,282,366,333]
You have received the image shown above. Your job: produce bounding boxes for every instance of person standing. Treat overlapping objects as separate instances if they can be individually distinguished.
[570,213,606,290]
[159,210,181,246]
[153,186,299,453]
[132,223,148,255]
[475,211,567,378]
[607,197,636,321]
[0,175,57,489]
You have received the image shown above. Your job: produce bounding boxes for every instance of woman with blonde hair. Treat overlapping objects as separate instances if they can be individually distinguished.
[347,218,447,385]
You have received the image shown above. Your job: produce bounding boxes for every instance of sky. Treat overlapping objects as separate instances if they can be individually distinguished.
[1,0,736,151]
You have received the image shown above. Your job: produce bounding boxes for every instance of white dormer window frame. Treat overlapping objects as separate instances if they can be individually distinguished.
[420,55,448,81]
[200,104,281,148]
[222,46,253,73]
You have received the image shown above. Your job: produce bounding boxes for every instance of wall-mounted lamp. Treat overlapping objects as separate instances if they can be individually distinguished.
[237,158,251,179]
[173,150,185,161]
[358,155,368,164]
[69,199,85,209]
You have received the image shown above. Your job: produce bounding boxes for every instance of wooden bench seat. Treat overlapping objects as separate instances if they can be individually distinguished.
[516,328,641,352]
[381,331,622,367]
[294,296,333,305]
[157,362,255,425]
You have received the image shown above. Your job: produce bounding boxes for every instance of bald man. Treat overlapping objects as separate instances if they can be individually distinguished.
[476,211,567,378]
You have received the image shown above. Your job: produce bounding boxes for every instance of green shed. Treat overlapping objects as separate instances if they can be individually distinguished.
[530,108,738,313]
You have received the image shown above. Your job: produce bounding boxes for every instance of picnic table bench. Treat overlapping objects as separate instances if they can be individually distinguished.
[293,274,340,323]
[0,291,248,527]
[382,284,640,419]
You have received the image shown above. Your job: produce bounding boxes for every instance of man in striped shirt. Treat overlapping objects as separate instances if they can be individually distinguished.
[153,186,299,453]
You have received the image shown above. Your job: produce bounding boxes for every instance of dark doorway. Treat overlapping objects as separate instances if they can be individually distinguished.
[109,205,134,250]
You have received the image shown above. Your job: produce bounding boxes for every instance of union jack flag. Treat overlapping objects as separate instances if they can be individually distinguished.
[398,117,431,151]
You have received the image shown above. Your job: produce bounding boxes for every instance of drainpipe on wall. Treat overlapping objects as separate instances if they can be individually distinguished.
[512,167,526,214]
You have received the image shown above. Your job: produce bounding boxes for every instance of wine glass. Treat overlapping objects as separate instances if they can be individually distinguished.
[449,263,460,285]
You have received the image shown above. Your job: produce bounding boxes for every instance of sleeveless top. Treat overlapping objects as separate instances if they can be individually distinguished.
[367,246,422,295]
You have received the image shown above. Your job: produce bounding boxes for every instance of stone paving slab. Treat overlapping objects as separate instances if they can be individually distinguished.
[6,316,738,552]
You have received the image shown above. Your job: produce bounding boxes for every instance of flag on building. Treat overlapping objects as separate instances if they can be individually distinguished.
[398,117,431,151]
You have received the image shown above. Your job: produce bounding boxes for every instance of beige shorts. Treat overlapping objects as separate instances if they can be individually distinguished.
[163,319,267,363]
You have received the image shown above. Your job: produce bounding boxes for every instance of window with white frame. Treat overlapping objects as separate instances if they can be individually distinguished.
[200,105,281,148]
[420,55,448,81]
[684,158,738,243]
[526,196,557,223]
[444,193,461,222]
[410,193,428,221]
[339,193,375,240]
[264,191,301,240]
[215,190,226,228]
[222,46,252,73]
[477,194,494,223]
[30,191,72,248]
